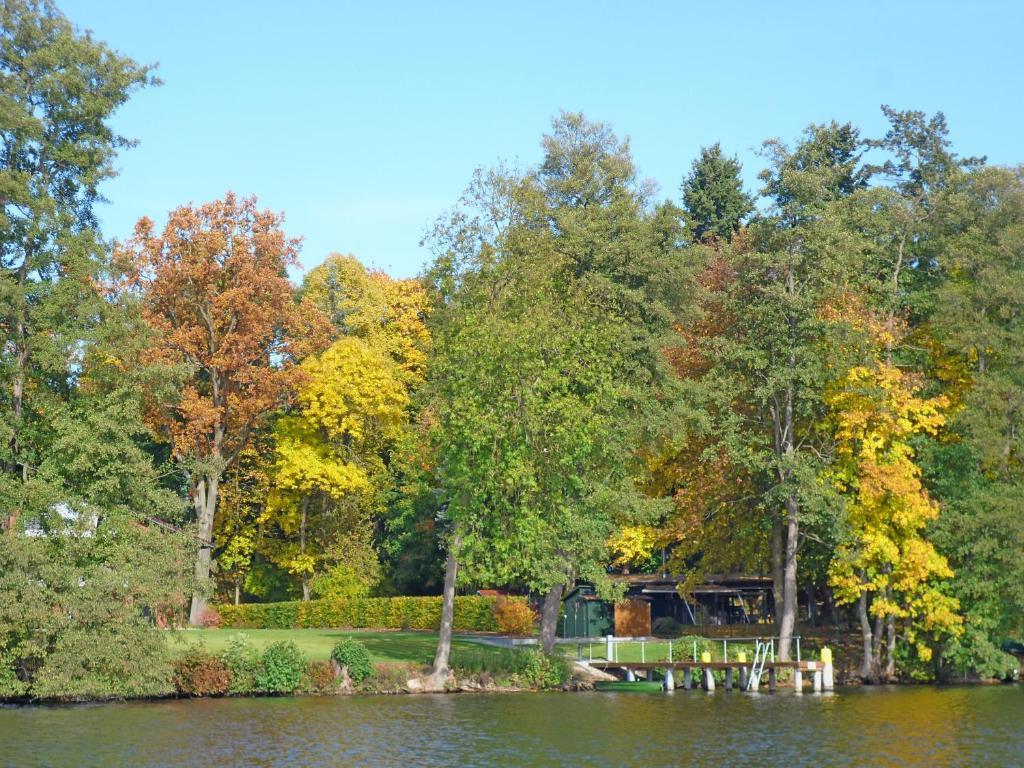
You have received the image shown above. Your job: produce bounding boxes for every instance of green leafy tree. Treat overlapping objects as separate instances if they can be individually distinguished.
[422,114,688,673]
[0,0,155,531]
[669,123,874,660]
[0,0,195,700]
[925,165,1024,677]
[681,143,753,243]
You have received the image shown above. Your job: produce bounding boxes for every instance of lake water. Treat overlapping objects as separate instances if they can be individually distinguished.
[1,686,1021,767]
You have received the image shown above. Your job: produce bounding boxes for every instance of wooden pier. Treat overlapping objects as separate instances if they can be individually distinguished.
[587,660,826,691]
[579,637,835,692]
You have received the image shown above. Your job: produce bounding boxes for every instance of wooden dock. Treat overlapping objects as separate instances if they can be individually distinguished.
[586,659,829,692]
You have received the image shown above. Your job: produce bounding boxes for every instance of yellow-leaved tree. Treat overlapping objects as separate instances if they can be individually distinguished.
[265,336,409,600]
[826,360,961,679]
[299,253,430,387]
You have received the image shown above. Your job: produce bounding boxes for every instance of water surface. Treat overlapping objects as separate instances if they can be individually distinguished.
[1,686,1021,767]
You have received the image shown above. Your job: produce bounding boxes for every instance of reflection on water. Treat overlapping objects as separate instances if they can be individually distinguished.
[1,686,1021,767]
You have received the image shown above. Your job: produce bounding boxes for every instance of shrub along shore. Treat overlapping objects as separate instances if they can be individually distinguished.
[170,632,575,700]
[0,596,570,703]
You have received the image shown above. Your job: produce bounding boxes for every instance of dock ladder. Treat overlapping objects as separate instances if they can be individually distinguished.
[747,639,770,691]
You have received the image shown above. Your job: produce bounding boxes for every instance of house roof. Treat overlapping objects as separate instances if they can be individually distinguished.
[609,573,773,588]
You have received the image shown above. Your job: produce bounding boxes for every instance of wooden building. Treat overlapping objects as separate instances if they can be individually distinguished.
[559,574,776,638]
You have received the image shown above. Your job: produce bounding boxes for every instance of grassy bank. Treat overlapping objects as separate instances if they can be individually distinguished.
[168,628,496,664]
[164,629,575,698]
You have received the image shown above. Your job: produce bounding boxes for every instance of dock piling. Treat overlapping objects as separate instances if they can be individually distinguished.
[703,667,715,691]
[822,647,834,691]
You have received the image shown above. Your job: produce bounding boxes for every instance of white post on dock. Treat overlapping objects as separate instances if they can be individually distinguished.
[701,650,714,691]
[794,667,803,694]
[625,668,635,682]
[606,634,614,662]
[664,668,675,691]
[704,667,715,691]
[822,647,834,691]
[813,669,822,693]
[683,668,692,690]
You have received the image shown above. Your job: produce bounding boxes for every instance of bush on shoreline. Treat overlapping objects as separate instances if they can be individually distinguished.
[221,634,262,693]
[331,638,373,683]
[256,641,306,693]
[448,647,572,689]
[173,650,232,696]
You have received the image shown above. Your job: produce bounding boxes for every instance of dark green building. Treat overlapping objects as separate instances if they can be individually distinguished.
[561,584,613,638]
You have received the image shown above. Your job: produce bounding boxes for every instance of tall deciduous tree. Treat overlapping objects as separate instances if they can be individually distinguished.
[423,114,687,672]
[265,336,408,600]
[823,317,960,680]
[118,193,324,624]
[0,0,155,531]
[667,123,871,660]
[299,253,430,386]
[0,1,195,698]
[924,165,1024,677]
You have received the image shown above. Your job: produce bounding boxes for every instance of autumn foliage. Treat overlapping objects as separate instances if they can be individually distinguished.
[118,193,327,460]
[116,193,330,623]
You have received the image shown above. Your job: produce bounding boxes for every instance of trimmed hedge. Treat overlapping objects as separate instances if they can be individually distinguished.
[216,595,523,632]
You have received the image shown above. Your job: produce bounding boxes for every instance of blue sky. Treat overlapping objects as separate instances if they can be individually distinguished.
[62,1,1023,279]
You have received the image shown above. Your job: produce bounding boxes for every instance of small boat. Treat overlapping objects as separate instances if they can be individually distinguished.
[594,680,663,693]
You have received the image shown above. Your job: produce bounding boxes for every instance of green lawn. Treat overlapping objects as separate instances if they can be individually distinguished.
[575,638,759,664]
[167,628,494,664]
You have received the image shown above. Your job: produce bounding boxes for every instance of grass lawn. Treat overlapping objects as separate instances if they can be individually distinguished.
[576,638,759,664]
[167,628,494,664]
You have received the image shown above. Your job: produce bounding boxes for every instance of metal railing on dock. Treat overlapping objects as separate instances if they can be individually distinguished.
[576,634,834,694]
[576,634,798,664]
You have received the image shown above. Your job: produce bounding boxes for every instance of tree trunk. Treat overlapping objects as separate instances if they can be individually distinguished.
[431,532,462,682]
[871,612,885,683]
[857,581,873,680]
[300,497,310,602]
[805,583,817,627]
[4,320,28,532]
[823,584,838,628]
[189,472,220,626]
[885,595,896,680]
[771,516,784,629]
[778,495,799,661]
[539,583,564,653]
[234,578,241,606]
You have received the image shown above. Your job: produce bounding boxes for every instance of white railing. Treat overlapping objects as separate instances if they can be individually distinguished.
[576,635,803,664]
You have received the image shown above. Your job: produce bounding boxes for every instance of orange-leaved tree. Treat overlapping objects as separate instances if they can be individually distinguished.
[117,193,327,624]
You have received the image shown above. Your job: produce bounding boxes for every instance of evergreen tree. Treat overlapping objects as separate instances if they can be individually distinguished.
[681,143,753,242]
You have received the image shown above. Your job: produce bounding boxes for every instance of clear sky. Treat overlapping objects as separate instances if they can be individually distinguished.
[60,0,1023,279]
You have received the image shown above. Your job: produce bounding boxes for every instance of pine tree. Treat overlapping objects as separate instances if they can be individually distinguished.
[681,143,753,242]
